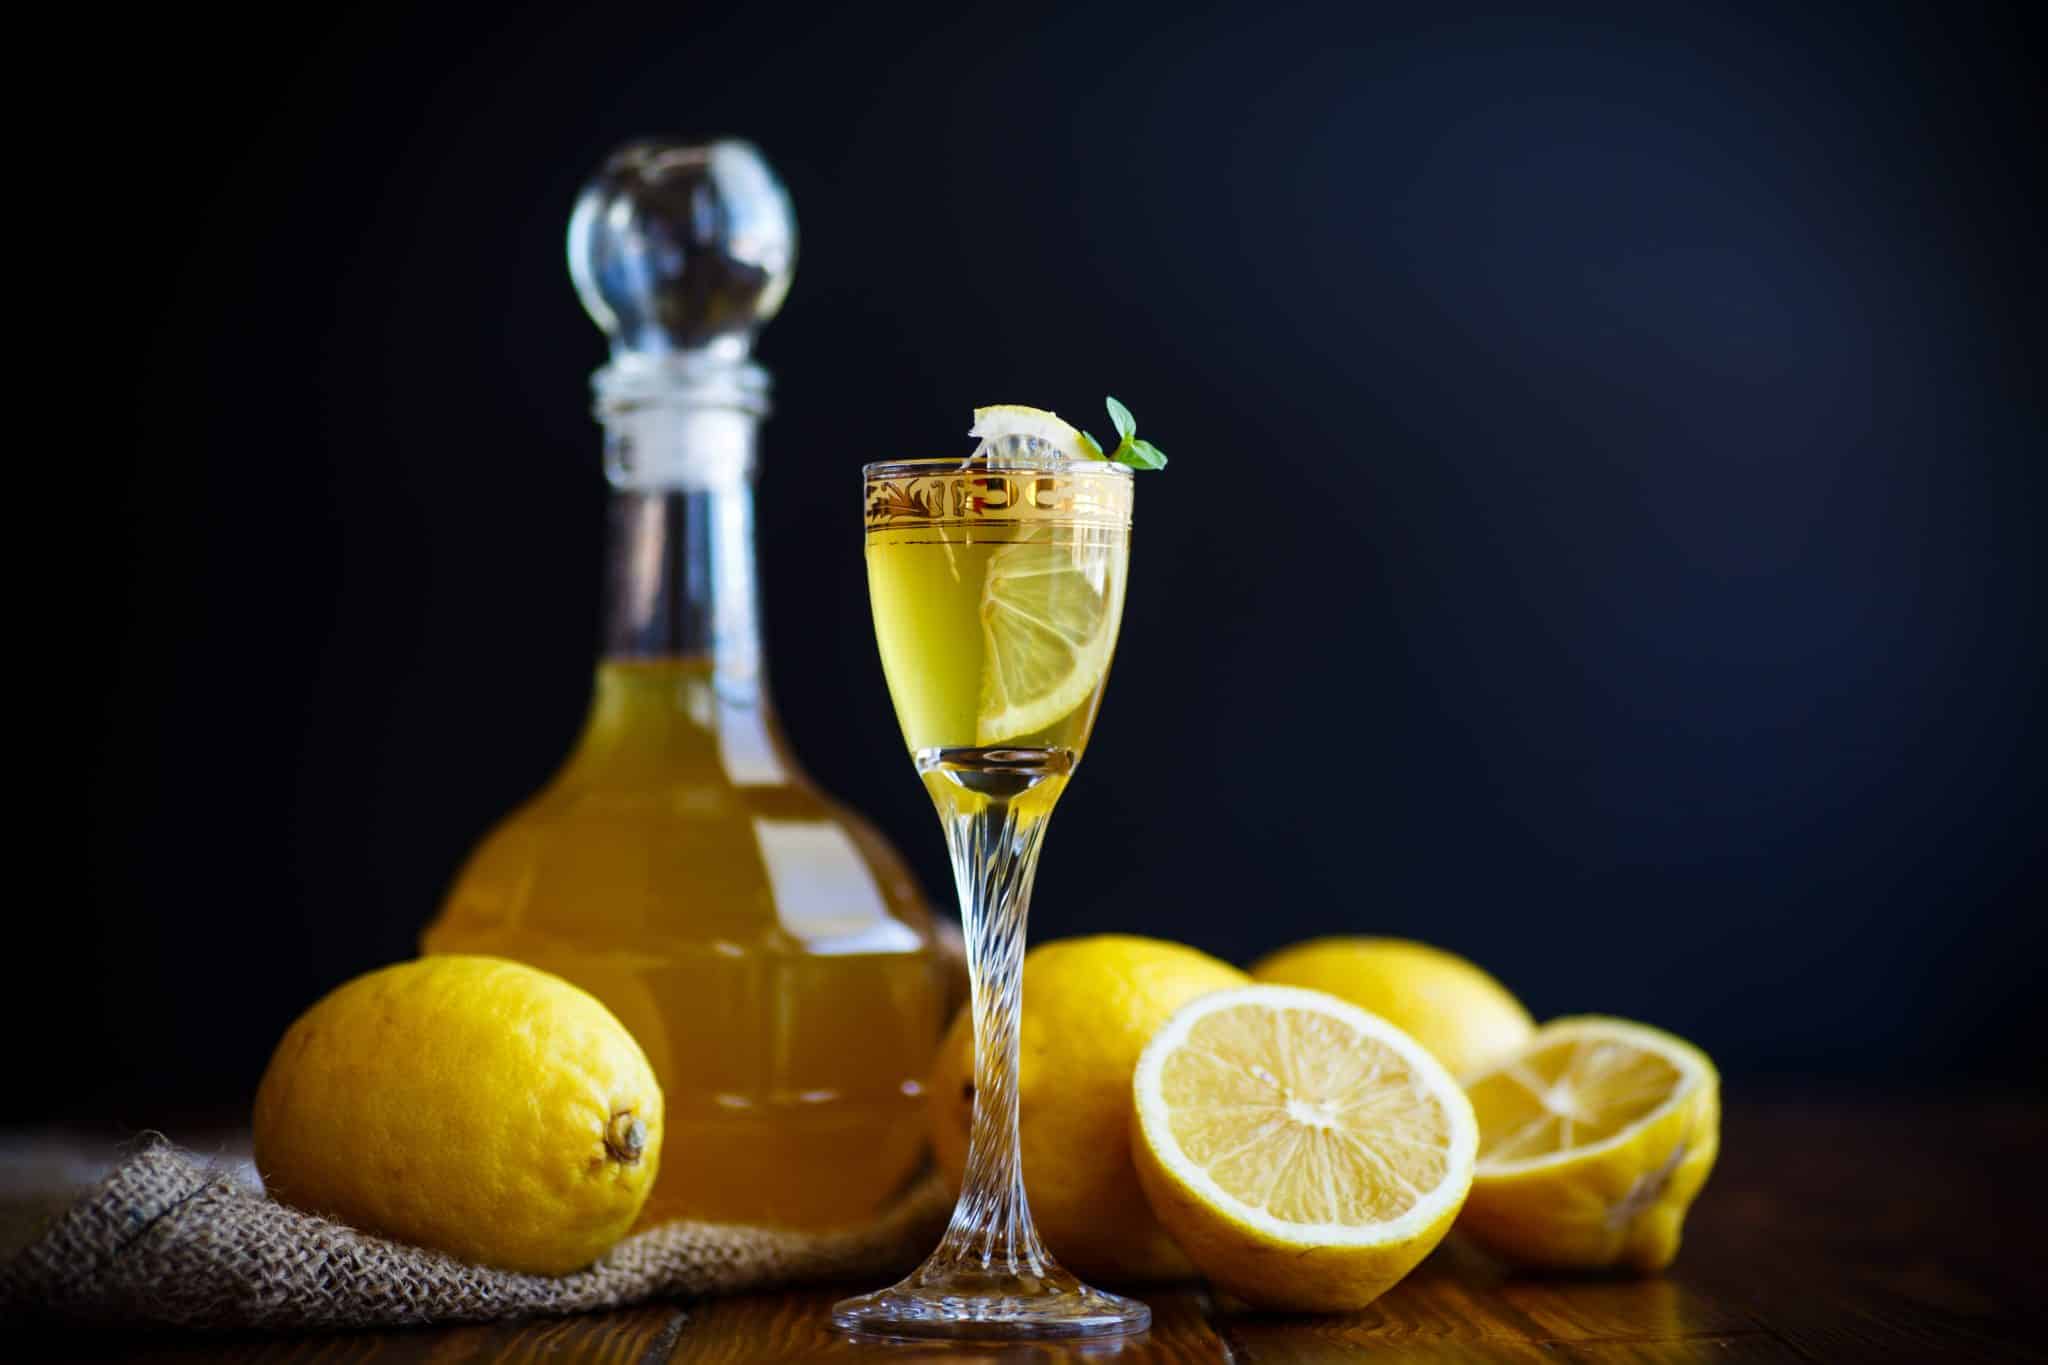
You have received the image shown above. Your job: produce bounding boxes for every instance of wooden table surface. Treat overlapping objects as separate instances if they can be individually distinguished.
[7,1099,2043,1362]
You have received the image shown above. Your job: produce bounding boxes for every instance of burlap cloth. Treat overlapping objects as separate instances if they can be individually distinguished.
[0,1137,950,1332]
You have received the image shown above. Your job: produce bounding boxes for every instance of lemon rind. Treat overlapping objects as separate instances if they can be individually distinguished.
[1132,984,1479,1249]
[1461,1015,1717,1178]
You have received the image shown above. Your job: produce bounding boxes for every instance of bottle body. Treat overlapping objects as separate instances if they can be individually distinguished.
[426,470,946,1230]
[426,657,943,1228]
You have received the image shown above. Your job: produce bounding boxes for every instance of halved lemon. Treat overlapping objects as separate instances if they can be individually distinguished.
[969,404,1103,461]
[975,535,1118,745]
[1131,985,1479,1311]
[1459,1016,1719,1272]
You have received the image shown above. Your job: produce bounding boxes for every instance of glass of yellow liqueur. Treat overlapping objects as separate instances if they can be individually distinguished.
[834,403,1164,1340]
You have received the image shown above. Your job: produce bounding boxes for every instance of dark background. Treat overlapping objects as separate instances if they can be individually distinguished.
[43,1,2042,1124]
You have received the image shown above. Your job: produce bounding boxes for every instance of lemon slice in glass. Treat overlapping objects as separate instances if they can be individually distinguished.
[1131,985,1479,1311]
[1459,1016,1719,1271]
[975,535,1118,746]
[969,404,1103,461]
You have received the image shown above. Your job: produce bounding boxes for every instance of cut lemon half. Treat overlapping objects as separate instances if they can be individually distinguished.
[1131,985,1479,1311]
[975,535,1118,745]
[969,404,1103,461]
[1460,1016,1719,1272]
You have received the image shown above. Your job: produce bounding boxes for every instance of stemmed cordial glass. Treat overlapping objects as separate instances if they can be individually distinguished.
[834,454,1147,1339]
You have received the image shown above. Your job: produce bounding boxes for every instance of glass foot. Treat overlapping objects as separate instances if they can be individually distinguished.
[832,1262,1150,1341]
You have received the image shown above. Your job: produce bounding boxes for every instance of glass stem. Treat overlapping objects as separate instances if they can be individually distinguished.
[926,773,1061,1281]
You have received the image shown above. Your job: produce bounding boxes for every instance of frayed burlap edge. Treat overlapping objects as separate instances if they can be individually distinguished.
[0,1137,950,1331]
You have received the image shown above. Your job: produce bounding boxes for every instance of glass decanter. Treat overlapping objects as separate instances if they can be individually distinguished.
[423,140,949,1229]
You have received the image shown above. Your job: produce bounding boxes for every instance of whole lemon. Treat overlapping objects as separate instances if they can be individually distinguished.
[1251,937,1534,1078]
[927,934,1246,1281]
[253,955,663,1274]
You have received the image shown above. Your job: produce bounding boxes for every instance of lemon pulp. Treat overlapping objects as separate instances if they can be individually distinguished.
[1131,986,1478,1311]
[1459,1016,1720,1271]
[1469,1029,1686,1162]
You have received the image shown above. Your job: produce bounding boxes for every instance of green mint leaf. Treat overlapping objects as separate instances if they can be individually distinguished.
[1105,395,1137,441]
[1079,429,1105,458]
[1118,438,1167,470]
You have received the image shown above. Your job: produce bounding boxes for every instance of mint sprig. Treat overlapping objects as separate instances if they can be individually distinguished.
[1081,395,1168,470]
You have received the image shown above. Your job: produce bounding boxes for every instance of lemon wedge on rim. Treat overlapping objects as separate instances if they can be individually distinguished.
[1131,985,1479,1311]
[1459,1016,1719,1271]
[969,404,1102,461]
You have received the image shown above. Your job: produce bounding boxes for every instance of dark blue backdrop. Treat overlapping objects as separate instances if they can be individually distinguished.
[52,0,2042,1121]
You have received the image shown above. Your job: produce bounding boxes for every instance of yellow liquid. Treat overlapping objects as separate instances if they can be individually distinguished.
[422,657,947,1229]
[865,521,1131,756]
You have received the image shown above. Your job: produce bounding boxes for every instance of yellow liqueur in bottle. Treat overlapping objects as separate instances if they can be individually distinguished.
[422,141,947,1229]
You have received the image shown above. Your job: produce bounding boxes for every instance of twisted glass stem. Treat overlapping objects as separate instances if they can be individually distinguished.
[831,748,1148,1338]
[933,786,1054,1279]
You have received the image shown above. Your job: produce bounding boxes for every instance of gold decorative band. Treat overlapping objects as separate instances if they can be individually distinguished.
[864,468,1134,530]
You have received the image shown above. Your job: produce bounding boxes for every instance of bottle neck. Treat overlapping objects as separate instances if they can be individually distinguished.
[602,486,763,695]
[594,353,771,696]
